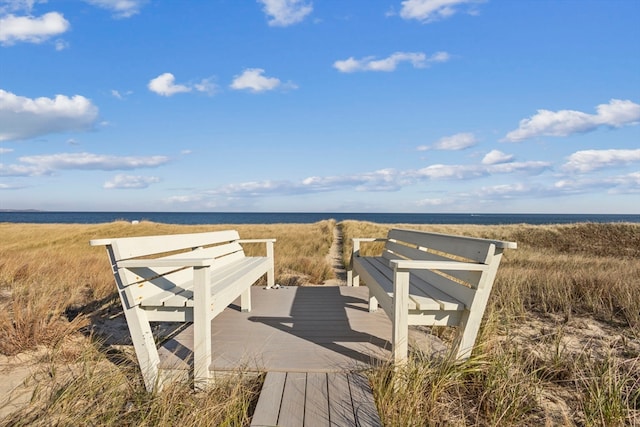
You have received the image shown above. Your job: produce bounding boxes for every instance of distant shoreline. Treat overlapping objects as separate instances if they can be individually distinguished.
[1,211,639,225]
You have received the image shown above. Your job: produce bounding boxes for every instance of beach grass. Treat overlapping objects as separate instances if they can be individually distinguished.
[1,220,639,425]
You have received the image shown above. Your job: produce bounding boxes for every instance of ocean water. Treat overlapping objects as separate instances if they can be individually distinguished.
[1,212,639,225]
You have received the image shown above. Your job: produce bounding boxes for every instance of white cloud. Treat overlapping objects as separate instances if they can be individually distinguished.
[482,149,514,165]
[148,73,218,97]
[400,0,482,23]
[230,68,292,93]
[194,78,218,96]
[486,161,550,174]
[83,0,147,18]
[476,183,531,198]
[257,0,312,27]
[104,174,160,189]
[0,89,99,141]
[334,51,449,73]
[432,132,477,150]
[504,99,640,142]
[0,152,170,176]
[166,155,556,207]
[0,12,69,45]
[19,152,170,170]
[563,149,640,173]
[415,164,486,180]
[0,147,14,154]
[148,73,191,97]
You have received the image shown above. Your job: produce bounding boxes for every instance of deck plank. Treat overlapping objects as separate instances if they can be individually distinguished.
[328,372,356,426]
[304,373,330,426]
[250,371,286,427]
[349,373,382,427]
[278,372,307,427]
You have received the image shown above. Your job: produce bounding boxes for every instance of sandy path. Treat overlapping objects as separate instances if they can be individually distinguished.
[323,222,347,286]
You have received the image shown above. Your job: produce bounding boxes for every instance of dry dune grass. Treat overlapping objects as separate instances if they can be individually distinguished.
[1,220,639,426]
[342,221,640,426]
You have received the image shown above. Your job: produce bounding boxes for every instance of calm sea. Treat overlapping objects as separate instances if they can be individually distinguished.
[1,212,639,225]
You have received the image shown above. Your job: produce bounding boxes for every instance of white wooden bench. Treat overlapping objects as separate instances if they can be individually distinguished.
[91,230,275,391]
[347,228,516,363]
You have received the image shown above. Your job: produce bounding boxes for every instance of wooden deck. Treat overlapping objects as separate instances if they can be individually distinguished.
[156,285,443,426]
[158,286,396,373]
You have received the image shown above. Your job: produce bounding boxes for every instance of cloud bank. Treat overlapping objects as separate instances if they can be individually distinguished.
[104,174,160,189]
[0,11,69,45]
[0,89,98,141]
[504,99,640,142]
[1,152,170,176]
[334,51,450,73]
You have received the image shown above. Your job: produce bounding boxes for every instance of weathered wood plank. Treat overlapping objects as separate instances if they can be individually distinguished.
[328,372,356,426]
[251,372,286,427]
[348,373,382,427]
[305,373,330,426]
[278,372,307,427]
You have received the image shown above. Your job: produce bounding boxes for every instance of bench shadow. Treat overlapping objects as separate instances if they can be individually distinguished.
[247,286,391,367]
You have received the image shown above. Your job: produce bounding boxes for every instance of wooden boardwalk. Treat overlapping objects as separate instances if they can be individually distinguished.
[250,371,381,427]
[156,285,441,425]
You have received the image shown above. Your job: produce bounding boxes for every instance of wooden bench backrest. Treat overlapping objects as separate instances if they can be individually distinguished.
[93,230,244,308]
[382,228,515,308]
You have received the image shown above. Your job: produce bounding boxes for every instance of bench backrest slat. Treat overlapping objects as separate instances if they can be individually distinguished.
[388,228,509,263]
[380,229,514,308]
[104,230,241,261]
[383,234,492,287]
[97,232,246,308]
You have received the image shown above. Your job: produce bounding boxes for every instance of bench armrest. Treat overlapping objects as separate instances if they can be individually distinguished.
[390,260,489,271]
[237,239,277,244]
[118,258,215,268]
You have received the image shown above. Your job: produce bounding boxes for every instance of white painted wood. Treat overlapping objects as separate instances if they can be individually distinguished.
[192,265,211,389]
[393,268,410,364]
[91,230,276,392]
[346,228,515,363]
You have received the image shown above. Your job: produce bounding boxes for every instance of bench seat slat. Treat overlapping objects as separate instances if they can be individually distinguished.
[140,257,269,308]
[365,257,465,311]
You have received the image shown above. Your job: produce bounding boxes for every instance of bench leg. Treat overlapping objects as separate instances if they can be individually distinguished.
[266,241,275,288]
[347,269,360,287]
[368,290,378,312]
[392,269,410,364]
[241,287,252,312]
[122,304,161,392]
[193,266,212,389]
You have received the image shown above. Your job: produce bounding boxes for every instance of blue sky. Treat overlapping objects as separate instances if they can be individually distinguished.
[0,0,639,213]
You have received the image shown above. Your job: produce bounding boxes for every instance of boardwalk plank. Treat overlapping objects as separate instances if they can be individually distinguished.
[251,372,286,427]
[305,373,330,426]
[348,373,382,427]
[278,372,307,427]
[328,372,356,427]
